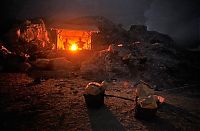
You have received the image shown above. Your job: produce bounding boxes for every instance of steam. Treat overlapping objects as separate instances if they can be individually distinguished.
[145,0,200,46]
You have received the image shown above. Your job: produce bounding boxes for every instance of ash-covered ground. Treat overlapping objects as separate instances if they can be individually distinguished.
[0,72,199,130]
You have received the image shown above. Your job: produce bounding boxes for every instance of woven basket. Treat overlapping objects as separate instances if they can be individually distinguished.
[134,97,157,119]
[84,91,105,108]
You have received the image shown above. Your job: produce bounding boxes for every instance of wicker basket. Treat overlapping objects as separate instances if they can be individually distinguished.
[83,91,105,108]
[134,97,157,119]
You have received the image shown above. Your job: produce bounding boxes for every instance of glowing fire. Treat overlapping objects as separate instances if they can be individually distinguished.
[69,44,78,51]
[56,29,95,50]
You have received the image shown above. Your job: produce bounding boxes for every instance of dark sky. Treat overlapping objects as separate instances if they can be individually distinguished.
[0,0,153,26]
[145,0,200,45]
[0,0,199,46]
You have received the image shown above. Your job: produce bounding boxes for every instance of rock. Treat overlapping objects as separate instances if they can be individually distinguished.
[128,25,174,46]
[31,58,50,69]
[80,52,107,80]
[48,57,73,70]
[80,45,130,80]
[0,65,3,71]
[0,42,31,72]
[18,62,32,72]
[0,42,12,56]
[129,25,147,33]
[5,18,52,56]
[30,57,74,71]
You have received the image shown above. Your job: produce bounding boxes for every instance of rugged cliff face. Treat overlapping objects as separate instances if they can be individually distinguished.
[5,18,52,55]
[0,18,54,71]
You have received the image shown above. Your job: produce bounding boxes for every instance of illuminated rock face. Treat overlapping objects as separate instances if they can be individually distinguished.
[20,19,49,43]
[6,18,51,54]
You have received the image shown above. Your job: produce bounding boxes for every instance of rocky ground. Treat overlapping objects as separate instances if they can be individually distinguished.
[0,72,199,131]
[0,16,199,131]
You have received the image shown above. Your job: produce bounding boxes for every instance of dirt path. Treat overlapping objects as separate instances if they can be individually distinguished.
[0,73,199,130]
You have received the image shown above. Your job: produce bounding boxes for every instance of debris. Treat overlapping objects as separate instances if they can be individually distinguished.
[128,25,174,46]
[0,42,31,72]
[80,45,130,80]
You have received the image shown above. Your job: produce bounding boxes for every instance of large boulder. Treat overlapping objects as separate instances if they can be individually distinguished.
[31,58,50,69]
[48,57,74,70]
[128,25,174,46]
[31,57,74,71]
[80,46,130,80]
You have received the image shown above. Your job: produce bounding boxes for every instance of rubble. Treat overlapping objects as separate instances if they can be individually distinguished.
[81,29,179,88]
[132,43,177,86]
[0,16,198,89]
[128,25,175,46]
[0,42,31,72]
[82,29,178,87]
[80,46,130,80]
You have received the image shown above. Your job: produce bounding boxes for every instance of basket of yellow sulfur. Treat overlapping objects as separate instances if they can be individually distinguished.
[134,81,165,119]
[84,81,108,108]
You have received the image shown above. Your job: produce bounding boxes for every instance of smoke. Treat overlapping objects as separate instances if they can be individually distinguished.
[145,0,200,46]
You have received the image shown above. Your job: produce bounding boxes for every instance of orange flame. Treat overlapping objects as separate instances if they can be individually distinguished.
[69,43,78,51]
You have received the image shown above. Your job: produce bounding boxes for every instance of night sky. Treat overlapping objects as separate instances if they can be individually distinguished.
[0,0,199,46]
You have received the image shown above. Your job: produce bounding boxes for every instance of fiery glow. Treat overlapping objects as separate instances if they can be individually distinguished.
[56,29,96,50]
[69,44,78,51]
